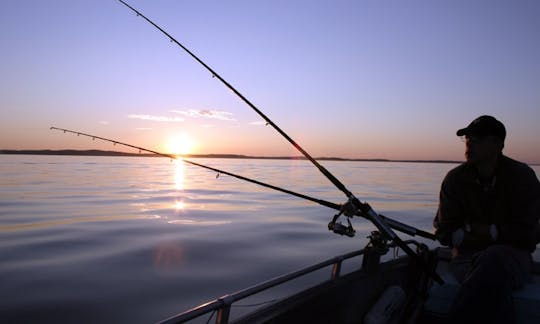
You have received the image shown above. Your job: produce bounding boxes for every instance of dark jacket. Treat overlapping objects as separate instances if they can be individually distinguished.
[434,155,540,253]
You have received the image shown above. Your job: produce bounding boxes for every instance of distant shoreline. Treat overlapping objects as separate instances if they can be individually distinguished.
[1,149,461,164]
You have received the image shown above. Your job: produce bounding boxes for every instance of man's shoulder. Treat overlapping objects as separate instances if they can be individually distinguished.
[445,162,471,180]
[500,155,537,177]
[499,155,540,190]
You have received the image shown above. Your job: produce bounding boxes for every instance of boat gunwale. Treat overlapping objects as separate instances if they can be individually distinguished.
[158,248,368,323]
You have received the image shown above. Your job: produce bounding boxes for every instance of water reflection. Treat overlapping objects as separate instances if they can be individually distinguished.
[153,243,185,275]
[167,219,231,226]
[0,215,145,232]
[174,160,184,191]
[174,200,185,210]
[173,160,187,213]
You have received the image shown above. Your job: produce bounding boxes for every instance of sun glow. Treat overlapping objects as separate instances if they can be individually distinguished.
[166,134,195,156]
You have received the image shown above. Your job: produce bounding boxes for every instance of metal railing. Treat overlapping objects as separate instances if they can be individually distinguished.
[158,248,367,324]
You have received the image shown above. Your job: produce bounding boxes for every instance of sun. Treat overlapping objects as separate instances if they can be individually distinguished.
[166,134,194,156]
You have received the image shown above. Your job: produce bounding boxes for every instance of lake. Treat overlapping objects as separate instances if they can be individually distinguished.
[1,155,538,323]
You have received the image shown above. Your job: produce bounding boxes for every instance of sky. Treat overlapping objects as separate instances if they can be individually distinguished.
[1,0,539,164]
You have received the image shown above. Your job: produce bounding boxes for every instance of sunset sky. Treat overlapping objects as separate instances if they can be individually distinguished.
[1,0,539,164]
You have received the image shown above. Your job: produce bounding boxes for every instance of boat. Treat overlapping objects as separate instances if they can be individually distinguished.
[158,232,540,324]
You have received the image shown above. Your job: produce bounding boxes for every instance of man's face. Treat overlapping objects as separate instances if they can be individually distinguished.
[464,135,502,165]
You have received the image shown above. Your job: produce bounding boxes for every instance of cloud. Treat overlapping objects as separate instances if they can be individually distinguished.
[249,120,267,126]
[99,121,110,125]
[135,127,153,131]
[171,109,236,121]
[128,114,185,122]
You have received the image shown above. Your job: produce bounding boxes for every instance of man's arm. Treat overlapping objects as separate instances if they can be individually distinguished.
[498,166,540,251]
[434,173,464,246]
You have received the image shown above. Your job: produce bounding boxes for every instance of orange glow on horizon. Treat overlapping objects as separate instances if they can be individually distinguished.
[165,134,196,156]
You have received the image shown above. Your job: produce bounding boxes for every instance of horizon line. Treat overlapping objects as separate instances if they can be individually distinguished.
[3,149,540,166]
[0,148,466,165]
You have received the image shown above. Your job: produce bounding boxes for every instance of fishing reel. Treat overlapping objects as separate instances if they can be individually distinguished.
[328,218,356,237]
[366,230,389,251]
[328,196,361,237]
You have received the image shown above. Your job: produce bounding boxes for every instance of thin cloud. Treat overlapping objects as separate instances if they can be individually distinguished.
[171,109,236,121]
[99,121,110,125]
[249,121,267,126]
[128,114,185,122]
[135,127,153,131]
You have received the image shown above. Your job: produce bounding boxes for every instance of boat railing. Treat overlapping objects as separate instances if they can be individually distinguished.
[158,248,369,324]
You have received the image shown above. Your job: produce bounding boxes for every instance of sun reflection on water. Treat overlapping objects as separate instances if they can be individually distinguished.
[174,160,184,191]
[172,160,187,212]
[174,200,185,210]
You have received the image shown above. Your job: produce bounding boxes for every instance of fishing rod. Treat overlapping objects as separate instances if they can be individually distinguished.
[115,0,395,249]
[52,127,442,284]
[50,127,434,241]
[116,0,352,200]
[113,1,443,283]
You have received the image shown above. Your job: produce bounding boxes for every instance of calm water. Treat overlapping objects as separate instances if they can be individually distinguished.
[1,155,538,323]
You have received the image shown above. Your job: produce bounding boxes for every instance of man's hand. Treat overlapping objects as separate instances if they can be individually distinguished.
[452,228,465,247]
[451,223,498,250]
[470,222,498,241]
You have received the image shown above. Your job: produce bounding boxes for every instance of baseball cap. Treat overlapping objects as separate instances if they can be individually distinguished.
[456,115,506,141]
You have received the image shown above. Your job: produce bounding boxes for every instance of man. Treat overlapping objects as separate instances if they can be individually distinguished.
[433,115,540,324]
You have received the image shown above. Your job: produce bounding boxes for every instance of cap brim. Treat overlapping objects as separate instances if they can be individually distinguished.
[456,128,468,136]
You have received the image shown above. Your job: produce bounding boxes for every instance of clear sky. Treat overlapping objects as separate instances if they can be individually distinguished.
[1,0,539,164]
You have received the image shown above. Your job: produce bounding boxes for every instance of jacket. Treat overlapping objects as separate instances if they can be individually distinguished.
[434,155,540,253]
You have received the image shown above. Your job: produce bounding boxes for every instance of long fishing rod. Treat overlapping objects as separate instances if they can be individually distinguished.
[50,127,434,241]
[115,0,391,250]
[116,0,352,200]
[52,126,442,284]
[113,1,443,283]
